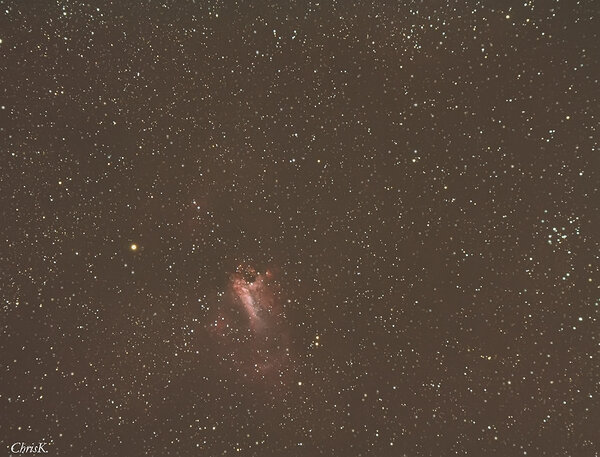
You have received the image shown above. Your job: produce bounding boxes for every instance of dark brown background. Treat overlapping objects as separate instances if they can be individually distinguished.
[1,1,598,456]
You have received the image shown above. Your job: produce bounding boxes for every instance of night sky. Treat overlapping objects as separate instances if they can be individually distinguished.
[1,1,598,456]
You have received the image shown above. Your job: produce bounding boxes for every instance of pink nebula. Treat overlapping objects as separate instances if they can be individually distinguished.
[206,264,291,383]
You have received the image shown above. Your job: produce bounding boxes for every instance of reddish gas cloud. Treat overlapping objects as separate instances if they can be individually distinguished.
[230,266,279,332]
[207,264,292,383]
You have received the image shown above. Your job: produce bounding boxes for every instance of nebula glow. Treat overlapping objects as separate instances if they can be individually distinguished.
[207,264,291,382]
[230,268,275,332]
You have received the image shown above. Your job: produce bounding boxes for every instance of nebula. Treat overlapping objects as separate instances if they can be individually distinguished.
[230,266,277,332]
[207,264,292,382]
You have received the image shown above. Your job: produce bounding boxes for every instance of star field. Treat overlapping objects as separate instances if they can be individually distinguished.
[1,1,598,456]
